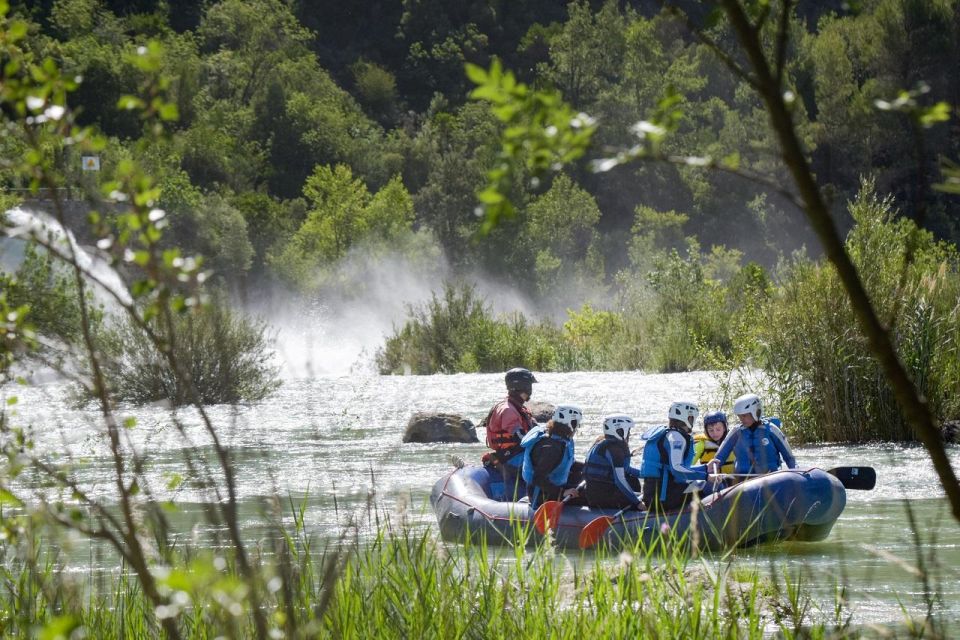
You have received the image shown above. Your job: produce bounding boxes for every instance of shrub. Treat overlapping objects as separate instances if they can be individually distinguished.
[96,301,281,406]
[375,281,561,374]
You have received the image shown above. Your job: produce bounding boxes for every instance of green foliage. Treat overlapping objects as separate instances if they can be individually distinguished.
[0,514,897,639]
[96,300,280,406]
[375,281,562,374]
[269,165,414,291]
[351,59,397,120]
[525,173,602,296]
[752,182,960,442]
[377,246,762,375]
[0,243,100,347]
[540,0,628,106]
[466,58,597,233]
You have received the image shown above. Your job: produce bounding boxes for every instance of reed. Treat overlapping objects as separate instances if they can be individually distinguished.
[754,183,960,442]
[0,506,878,639]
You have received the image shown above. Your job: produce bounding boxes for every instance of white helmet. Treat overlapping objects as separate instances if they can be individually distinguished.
[552,405,583,431]
[602,414,634,441]
[733,393,762,420]
[668,401,699,429]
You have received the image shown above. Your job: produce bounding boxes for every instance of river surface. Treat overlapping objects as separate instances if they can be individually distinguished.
[4,370,960,628]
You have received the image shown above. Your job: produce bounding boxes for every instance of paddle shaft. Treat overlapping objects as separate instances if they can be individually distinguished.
[712,466,876,490]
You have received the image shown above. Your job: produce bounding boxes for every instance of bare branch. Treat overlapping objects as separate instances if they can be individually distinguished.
[718,0,960,524]
[775,0,793,86]
[660,2,761,91]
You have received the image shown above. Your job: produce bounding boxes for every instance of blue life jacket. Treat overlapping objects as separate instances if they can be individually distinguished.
[732,419,783,474]
[584,437,631,482]
[638,425,694,501]
[520,427,574,488]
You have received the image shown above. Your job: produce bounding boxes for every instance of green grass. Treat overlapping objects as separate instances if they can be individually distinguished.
[0,508,942,640]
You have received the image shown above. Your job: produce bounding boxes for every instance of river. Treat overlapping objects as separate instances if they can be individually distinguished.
[4,370,959,628]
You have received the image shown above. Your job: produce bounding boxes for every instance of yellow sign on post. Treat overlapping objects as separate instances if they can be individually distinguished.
[81,156,100,171]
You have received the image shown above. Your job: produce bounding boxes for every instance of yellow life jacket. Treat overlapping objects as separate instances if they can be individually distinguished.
[693,433,735,473]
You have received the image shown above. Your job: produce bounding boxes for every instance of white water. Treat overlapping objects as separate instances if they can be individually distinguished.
[4,205,959,628]
[2,206,130,306]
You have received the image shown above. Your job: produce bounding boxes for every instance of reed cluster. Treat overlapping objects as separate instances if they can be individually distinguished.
[0,509,857,640]
[753,183,960,442]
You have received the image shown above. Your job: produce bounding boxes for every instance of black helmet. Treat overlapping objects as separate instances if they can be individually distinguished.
[505,367,537,393]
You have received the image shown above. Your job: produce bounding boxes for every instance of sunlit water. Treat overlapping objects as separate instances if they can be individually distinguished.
[4,371,959,627]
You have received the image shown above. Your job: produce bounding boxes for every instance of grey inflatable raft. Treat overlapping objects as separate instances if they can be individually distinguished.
[430,464,846,551]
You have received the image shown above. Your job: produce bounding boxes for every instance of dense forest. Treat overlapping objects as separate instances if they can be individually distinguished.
[3,0,957,291]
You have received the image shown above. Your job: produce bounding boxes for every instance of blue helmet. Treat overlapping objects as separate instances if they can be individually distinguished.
[704,411,727,427]
[703,411,728,441]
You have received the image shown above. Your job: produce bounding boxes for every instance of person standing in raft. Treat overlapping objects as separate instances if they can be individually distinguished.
[638,401,710,513]
[520,405,584,508]
[483,367,539,500]
[708,393,797,476]
[583,415,645,510]
[694,411,735,473]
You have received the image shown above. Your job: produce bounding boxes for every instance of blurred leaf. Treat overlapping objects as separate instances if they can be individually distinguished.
[0,489,23,507]
[39,615,80,640]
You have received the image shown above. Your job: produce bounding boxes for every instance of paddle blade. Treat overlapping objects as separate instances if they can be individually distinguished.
[534,501,563,535]
[578,516,614,549]
[828,466,876,490]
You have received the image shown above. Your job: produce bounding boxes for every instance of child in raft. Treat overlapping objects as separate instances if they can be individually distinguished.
[694,411,735,473]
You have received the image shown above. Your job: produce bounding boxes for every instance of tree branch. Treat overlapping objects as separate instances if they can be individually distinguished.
[719,0,960,524]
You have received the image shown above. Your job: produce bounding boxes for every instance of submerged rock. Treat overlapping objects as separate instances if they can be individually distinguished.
[943,420,959,444]
[403,413,478,444]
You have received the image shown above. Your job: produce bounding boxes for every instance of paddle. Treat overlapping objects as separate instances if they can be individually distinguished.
[706,466,876,490]
[578,505,635,549]
[827,465,876,490]
[533,483,586,534]
[533,497,568,535]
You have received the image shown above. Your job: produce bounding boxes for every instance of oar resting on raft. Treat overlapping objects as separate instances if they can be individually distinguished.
[533,482,586,535]
[576,465,876,549]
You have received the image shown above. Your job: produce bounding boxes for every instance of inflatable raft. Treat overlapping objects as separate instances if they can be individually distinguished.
[430,464,847,551]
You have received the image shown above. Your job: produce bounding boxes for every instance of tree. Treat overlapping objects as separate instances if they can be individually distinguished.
[524,173,602,296]
[268,165,415,290]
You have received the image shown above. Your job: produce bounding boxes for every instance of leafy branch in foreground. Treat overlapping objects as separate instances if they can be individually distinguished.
[466,58,597,233]
[1,8,276,638]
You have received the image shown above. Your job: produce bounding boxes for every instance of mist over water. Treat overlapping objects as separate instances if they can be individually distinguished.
[254,241,543,378]
[6,206,959,627]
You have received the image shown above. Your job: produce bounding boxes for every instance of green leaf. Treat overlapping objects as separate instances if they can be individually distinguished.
[477,189,505,205]
[158,103,179,121]
[469,85,506,104]
[919,102,950,128]
[166,473,183,491]
[0,489,23,507]
[9,21,28,41]
[464,63,488,85]
[124,417,137,429]
[117,95,144,111]
[721,152,741,170]
[6,396,17,406]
